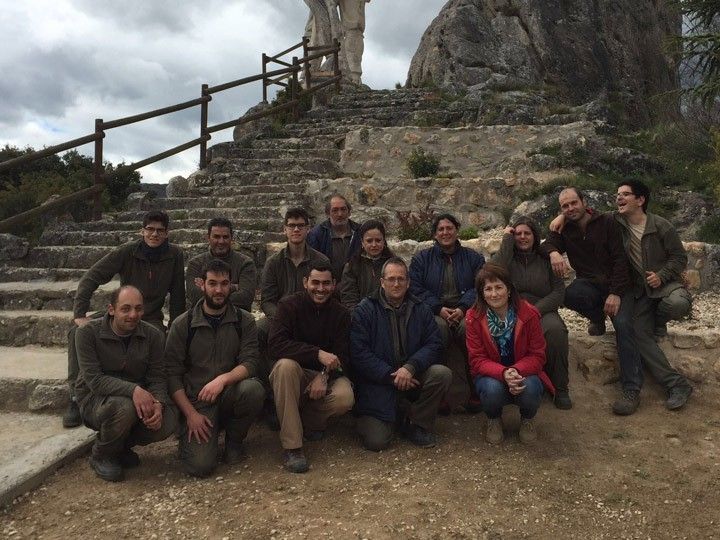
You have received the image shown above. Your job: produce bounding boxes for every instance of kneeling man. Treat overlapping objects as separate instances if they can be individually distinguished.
[165,260,265,477]
[75,285,178,482]
[351,257,451,450]
[268,262,354,473]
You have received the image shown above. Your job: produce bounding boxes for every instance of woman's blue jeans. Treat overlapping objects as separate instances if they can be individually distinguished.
[474,375,544,420]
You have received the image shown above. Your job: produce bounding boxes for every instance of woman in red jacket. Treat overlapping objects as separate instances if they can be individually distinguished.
[466,262,554,444]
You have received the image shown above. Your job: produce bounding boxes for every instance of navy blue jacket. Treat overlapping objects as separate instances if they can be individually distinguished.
[350,293,443,422]
[409,241,485,314]
[307,219,361,261]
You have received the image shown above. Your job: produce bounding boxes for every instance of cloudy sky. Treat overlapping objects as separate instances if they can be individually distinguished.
[1,0,448,184]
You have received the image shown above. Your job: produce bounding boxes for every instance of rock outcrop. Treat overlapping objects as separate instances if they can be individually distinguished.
[406,0,681,126]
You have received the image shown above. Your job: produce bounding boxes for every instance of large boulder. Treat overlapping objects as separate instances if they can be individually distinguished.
[406,0,681,126]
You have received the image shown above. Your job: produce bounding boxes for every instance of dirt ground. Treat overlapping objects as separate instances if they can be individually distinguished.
[2,368,719,540]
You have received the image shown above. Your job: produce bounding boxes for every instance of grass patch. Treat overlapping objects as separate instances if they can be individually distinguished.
[406,148,440,178]
[458,226,479,240]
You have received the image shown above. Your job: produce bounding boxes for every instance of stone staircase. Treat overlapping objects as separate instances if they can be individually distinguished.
[0,87,469,414]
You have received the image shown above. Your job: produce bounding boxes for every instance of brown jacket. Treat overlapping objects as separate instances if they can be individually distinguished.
[75,314,168,409]
[185,249,257,311]
[73,240,185,324]
[165,301,260,402]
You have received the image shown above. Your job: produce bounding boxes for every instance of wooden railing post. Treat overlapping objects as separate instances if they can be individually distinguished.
[200,84,210,169]
[333,38,341,91]
[292,57,300,119]
[302,36,311,90]
[262,53,268,102]
[92,118,104,221]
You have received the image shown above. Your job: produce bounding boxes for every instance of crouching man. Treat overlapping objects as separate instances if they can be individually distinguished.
[351,257,451,450]
[75,285,178,482]
[165,260,265,477]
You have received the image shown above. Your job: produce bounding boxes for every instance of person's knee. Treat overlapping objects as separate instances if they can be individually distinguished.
[270,358,302,381]
[434,317,451,347]
[100,397,137,428]
[181,446,217,478]
[235,379,266,416]
[425,365,452,389]
[657,291,692,321]
[475,377,505,400]
[332,380,355,413]
[361,431,392,452]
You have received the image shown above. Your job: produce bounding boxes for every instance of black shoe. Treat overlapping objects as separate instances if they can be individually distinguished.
[62,400,82,428]
[118,449,140,468]
[223,442,248,464]
[554,390,573,410]
[400,422,437,448]
[303,430,325,442]
[588,320,606,336]
[612,390,640,416]
[282,449,309,473]
[89,455,123,482]
[665,384,692,411]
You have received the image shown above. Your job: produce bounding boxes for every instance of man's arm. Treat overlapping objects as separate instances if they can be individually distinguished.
[168,248,186,324]
[72,246,128,318]
[144,326,169,404]
[655,223,688,285]
[260,255,280,318]
[229,255,257,312]
[349,303,394,384]
[267,299,320,366]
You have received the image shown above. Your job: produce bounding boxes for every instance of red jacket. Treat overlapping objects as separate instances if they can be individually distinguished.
[466,299,555,394]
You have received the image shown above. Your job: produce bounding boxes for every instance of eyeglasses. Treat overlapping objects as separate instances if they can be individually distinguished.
[382,277,407,284]
[143,226,167,235]
[285,223,308,230]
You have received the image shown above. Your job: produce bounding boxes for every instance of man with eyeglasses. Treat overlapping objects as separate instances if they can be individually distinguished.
[63,210,185,428]
[185,217,256,311]
[307,194,360,280]
[351,257,450,451]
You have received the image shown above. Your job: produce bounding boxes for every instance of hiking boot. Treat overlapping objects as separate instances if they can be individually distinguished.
[587,320,606,336]
[665,384,693,411]
[62,400,82,428]
[554,390,573,410]
[282,449,309,473]
[303,430,325,442]
[519,418,537,444]
[223,443,248,465]
[118,448,140,468]
[89,455,123,482]
[485,418,504,444]
[400,422,437,448]
[612,390,640,416]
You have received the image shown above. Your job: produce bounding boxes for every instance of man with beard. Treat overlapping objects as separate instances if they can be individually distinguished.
[185,217,256,311]
[307,194,360,281]
[75,285,178,482]
[543,187,640,415]
[64,210,185,428]
[165,259,264,477]
[267,262,354,473]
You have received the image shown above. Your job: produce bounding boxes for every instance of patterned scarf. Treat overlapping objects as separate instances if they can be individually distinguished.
[487,306,517,367]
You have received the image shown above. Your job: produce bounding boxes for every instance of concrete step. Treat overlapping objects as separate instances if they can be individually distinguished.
[209,143,340,161]
[0,281,116,312]
[0,311,73,347]
[0,346,69,413]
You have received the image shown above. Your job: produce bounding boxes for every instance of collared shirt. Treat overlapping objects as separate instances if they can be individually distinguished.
[379,290,410,367]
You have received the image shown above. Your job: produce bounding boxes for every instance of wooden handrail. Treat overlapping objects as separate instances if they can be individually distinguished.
[102,96,211,130]
[0,132,103,173]
[207,100,299,134]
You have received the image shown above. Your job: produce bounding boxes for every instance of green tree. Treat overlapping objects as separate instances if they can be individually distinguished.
[676,1,720,105]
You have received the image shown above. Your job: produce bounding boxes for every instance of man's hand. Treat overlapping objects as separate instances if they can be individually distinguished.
[391,367,420,392]
[447,307,464,324]
[142,402,163,431]
[604,293,621,317]
[439,307,454,321]
[197,375,226,403]
[306,373,328,400]
[548,214,566,233]
[645,271,662,289]
[318,350,340,370]
[549,252,569,278]
[186,410,213,443]
[73,317,91,327]
[132,386,156,420]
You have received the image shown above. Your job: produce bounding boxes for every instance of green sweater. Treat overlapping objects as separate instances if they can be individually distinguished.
[75,314,168,409]
[73,240,185,324]
[185,249,257,311]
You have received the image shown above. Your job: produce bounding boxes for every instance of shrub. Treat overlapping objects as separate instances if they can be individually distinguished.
[406,148,440,178]
[396,204,435,242]
[458,226,479,240]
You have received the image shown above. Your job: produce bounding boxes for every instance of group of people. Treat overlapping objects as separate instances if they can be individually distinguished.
[64,181,694,481]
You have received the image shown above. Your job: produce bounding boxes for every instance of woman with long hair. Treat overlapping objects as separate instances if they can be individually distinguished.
[465,262,555,444]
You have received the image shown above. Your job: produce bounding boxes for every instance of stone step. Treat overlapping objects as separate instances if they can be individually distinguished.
[38,227,276,247]
[0,281,116,312]
[0,311,74,347]
[73,216,288,232]
[198,170,325,186]
[209,144,340,161]
[154,192,310,211]
[0,346,69,413]
[203,156,340,175]
[251,134,342,149]
[328,94,441,108]
[305,105,447,121]
[0,267,86,283]
[116,206,290,224]
[188,183,306,197]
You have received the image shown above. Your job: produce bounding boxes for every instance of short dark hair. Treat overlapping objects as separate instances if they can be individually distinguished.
[325,193,352,214]
[381,256,408,278]
[200,259,232,280]
[431,213,460,235]
[207,217,233,235]
[143,210,169,229]
[511,215,541,252]
[560,187,585,202]
[304,261,334,279]
[110,285,142,307]
[617,180,650,212]
[474,262,520,313]
[284,207,310,225]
